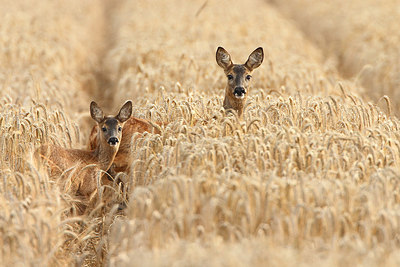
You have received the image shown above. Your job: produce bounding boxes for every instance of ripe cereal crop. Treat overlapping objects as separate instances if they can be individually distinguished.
[1,0,400,266]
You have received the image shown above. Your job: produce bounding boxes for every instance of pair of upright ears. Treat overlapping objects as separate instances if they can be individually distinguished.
[90,101,132,123]
[216,47,264,71]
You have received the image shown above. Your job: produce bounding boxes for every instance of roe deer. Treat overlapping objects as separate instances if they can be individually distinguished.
[216,47,264,117]
[36,101,132,210]
[88,114,161,173]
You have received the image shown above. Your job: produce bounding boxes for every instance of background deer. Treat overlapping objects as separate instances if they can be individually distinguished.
[36,101,132,211]
[88,115,161,174]
[216,47,264,117]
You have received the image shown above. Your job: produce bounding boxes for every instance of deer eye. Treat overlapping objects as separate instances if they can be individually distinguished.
[227,75,234,80]
[102,127,107,132]
[246,75,252,81]
[118,126,122,132]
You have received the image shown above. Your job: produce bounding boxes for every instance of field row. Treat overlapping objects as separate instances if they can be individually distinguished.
[270,0,400,115]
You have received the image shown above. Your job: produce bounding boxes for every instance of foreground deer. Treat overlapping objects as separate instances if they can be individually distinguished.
[36,101,132,210]
[216,47,264,117]
[88,113,161,173]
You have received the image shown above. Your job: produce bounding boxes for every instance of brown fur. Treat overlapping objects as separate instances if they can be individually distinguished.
[88,116,162,173]
[216,47,264,117]
[35,101,132,212]
[37,144,115,198]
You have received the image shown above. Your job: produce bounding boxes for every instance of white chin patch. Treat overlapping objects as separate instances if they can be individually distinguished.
[234,94,245,99]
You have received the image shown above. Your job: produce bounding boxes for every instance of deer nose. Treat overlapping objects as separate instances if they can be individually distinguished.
[234,87,246,97]
[108,137,119,146]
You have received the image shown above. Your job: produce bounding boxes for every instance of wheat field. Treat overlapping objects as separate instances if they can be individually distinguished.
[1,0,400,266]
[269,0,400,116]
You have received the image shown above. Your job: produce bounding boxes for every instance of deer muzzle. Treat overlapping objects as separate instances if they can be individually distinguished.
[108,137,119,146]
[233,87,246,99]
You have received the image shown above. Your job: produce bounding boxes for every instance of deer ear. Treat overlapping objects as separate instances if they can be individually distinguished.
[245,47,264,71]
[90,101,104,123]
[216,47,233,70]
[117,101,132,123]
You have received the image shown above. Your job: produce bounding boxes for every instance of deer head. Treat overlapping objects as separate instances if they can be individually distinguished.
[90,101,132,151]
[216,47,264,117]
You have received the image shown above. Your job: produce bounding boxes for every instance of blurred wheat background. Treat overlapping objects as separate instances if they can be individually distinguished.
[1,0,400,266]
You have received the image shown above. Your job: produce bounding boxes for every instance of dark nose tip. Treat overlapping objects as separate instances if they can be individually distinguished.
[108,137,119,145]
[234,87,246,96]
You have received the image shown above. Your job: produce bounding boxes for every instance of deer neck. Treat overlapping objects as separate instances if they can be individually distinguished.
[93,141,118,171]
[223,89,245,117]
